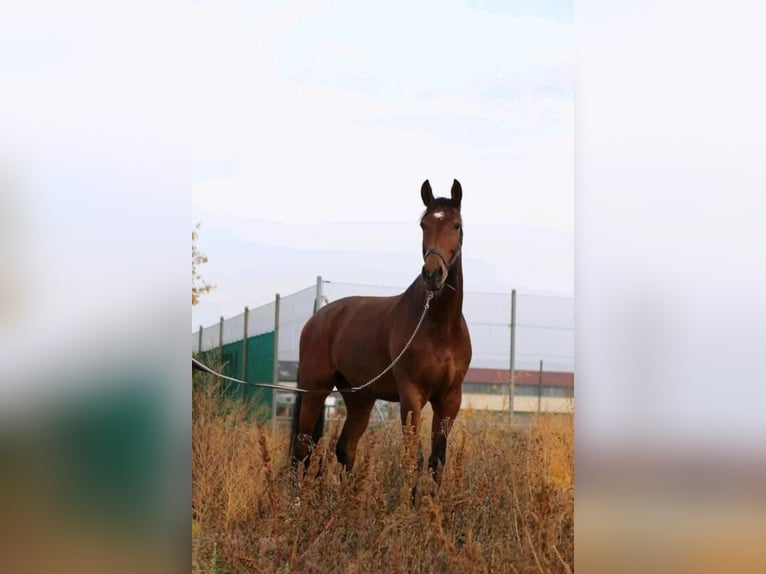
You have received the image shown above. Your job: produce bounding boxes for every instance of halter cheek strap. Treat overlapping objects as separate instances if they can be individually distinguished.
[423,229,463,270]
[423,247,461,270]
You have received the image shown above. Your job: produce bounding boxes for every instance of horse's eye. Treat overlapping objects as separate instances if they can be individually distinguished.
[453,223,461,230]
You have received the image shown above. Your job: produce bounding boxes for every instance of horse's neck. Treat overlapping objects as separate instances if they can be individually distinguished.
[424,259,465,327]
[446,259,465,314]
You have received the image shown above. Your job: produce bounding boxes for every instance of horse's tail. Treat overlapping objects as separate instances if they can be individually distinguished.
[289,375,327,468]
[312,393,326,446]
[289,388,302,463]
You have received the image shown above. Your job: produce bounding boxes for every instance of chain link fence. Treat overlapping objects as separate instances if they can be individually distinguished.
[192,277,574,424]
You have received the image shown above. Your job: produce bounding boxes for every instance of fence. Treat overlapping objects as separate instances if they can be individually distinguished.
[192,277,574,424]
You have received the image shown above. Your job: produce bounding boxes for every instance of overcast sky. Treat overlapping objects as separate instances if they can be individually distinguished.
[192,0,573,330]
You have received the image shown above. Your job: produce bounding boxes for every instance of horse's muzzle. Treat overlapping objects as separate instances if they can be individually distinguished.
[421,263,445,291]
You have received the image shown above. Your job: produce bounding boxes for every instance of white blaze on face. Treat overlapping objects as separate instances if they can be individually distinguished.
[431,211,446,220]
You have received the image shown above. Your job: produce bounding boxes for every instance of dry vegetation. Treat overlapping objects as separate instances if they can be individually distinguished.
[192,373,573,574]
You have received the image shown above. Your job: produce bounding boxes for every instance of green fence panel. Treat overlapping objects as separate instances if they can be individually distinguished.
[193,331,275,422]
[244,332,275,421]
[220,341,247,401]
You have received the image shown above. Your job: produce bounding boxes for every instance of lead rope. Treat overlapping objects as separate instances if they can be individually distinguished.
[191,290,434,394]
[346,290,434,393]
[192,356,311,392]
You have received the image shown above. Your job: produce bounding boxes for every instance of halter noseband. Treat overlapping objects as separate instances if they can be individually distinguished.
[423,246,460,270]
[422,228,463,270]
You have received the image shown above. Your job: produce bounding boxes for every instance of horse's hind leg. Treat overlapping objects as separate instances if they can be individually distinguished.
[292,389,331,468]
[335,393,375,471]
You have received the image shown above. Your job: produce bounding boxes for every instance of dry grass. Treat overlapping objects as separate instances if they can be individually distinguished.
[192,374,573,574]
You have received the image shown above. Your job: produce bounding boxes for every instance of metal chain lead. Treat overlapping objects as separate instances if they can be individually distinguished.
[347,290,434,393]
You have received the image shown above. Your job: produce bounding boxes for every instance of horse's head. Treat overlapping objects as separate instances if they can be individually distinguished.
[419,179,463,291]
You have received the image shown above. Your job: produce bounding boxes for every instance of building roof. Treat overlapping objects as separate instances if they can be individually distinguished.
[464,367,573,388]
[278,361,573,388]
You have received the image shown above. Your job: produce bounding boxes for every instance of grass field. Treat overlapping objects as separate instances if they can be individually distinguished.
[192,375,573,573]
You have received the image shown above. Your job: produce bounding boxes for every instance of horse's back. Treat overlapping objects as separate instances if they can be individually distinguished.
[303,294,396,338]
[298,295,397,382]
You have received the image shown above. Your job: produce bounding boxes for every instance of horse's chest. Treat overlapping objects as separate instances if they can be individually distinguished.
[418,350,466,389]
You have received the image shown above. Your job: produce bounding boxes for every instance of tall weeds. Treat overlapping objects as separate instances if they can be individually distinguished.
[192,375,573,573]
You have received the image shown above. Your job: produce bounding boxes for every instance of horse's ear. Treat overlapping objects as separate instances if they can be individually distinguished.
[421,179,434,207]
[451,179,462,209]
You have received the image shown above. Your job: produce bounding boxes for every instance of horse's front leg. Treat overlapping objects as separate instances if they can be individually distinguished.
[399,386,427,471]
[429,388,462,482]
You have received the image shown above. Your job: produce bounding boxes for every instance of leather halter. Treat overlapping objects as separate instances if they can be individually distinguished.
[423,246,460,270]
[422,228,463,270]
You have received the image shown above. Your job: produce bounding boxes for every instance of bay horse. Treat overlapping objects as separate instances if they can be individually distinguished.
[290,179,472,480]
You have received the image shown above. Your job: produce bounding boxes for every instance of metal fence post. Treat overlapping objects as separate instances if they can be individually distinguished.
[314,276,325,423]
[218,316,224,358]
[197,325,203,354]
[538,359,543,415]
[509,289,516,423]
[314,275,323,313]
[242,307,249,399]
[271,294,280,428]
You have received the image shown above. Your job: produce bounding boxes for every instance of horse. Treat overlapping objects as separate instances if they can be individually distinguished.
[290,179,472,481]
